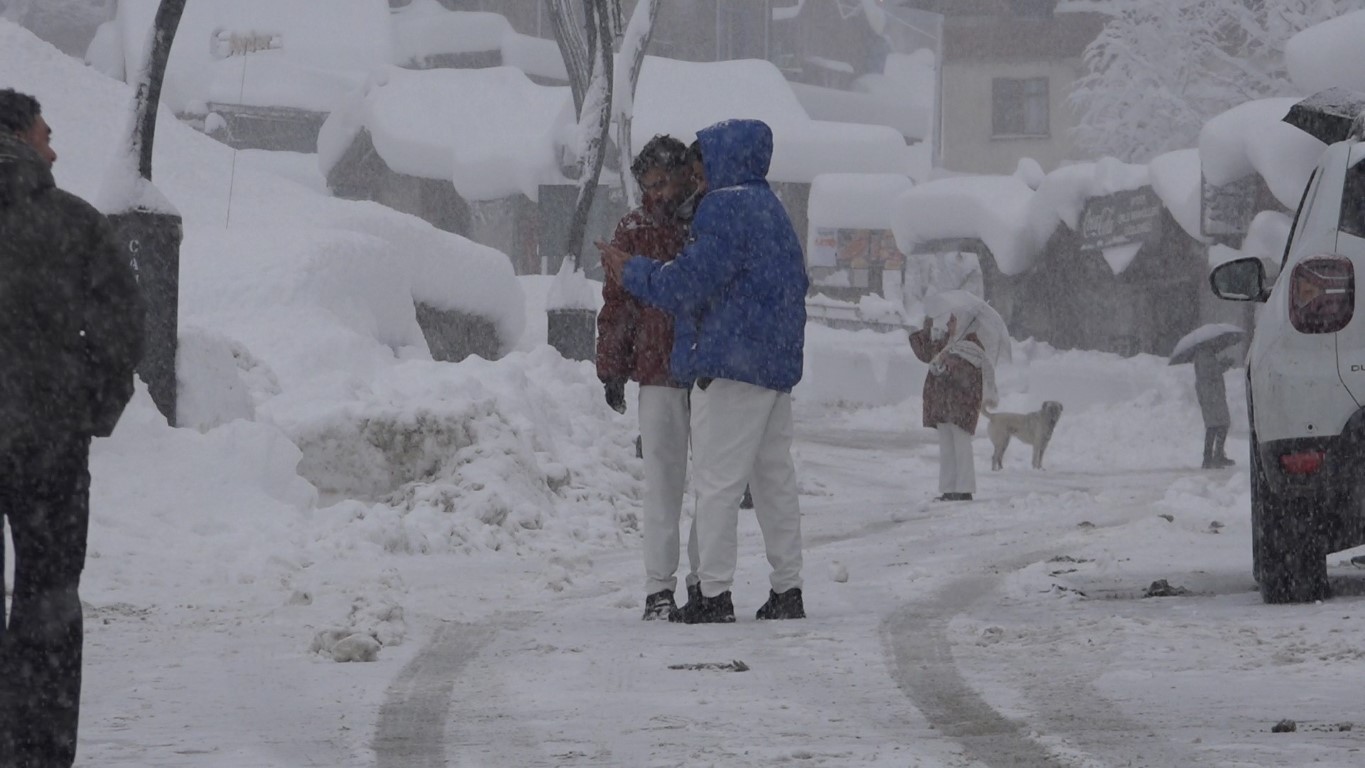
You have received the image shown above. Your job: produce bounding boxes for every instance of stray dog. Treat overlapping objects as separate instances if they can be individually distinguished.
[983,401,1064,471]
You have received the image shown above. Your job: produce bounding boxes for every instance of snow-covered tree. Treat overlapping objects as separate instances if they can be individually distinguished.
[614,0,662,209]
[546,0,620,271]
[1068,0,1365,162]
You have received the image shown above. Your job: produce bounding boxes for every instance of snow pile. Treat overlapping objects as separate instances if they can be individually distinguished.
[318,66,574,202]
[1286,10,1365,95]
[1199,98,1325,209]
[93,0,393,114]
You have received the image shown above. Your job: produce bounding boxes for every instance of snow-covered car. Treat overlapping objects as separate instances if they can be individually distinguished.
[1210,139,1365,603]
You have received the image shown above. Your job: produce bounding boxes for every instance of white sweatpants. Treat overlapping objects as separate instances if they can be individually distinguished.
[691,379,803,598]
[936,423,976,495]
[639,385,698,595]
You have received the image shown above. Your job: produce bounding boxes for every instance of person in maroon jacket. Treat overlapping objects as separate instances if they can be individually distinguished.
[909,314,986,502]
[596,135,700,619]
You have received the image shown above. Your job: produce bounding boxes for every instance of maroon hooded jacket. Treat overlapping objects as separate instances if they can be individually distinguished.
[596,204,689,387]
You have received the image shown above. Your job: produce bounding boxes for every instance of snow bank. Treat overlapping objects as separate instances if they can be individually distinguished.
[100,0,393,114]
[1286,10,1365,95]
[1199,98,1325,209]
[318,66,574,202]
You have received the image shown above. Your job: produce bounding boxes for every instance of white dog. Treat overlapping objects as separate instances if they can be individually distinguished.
[983,401,1064,471]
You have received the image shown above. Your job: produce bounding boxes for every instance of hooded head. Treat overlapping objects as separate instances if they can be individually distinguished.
[694,119,773,191]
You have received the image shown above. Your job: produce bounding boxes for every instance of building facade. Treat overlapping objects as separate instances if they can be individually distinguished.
[905,0,1104,174]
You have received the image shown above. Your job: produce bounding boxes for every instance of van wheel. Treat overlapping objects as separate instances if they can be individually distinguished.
[1251,442,1329,603]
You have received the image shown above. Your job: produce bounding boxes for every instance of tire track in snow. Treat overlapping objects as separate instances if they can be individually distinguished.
[373,621,496,768]
[882,549,1202,767]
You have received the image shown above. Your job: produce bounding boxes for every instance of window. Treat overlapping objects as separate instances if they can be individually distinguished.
[992,77,1049,138]
[1011,0,1054,18]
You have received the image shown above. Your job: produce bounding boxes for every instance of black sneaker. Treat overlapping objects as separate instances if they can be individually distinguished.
[642,589,676,621]
[755,587,805,620]
[668,590,735,624]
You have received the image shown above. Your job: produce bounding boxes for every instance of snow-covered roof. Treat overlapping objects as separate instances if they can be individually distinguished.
[101,0,393,114]
[391,3,509,60]
[1286,10,1365,95]
[318,67,574,203]
[1032,157,1149,234]
[791,52,934,141]
[891,156,1171,276]
[1148,148,1204,242]
[1199,97,1325,209]
[808,173,914,230]
[891,173,1042,275]
[390,0,567,81]
[3,17,525,366]
[628,57,910,183]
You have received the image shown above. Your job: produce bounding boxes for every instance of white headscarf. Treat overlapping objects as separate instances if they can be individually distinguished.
[930,315,998,409]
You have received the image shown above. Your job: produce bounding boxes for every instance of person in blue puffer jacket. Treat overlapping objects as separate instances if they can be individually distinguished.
[597,118,809,624]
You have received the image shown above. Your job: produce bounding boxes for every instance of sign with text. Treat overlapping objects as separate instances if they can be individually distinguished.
[1078,186,1164,252]
[1200,174,1259,240]
[210,28,283,60]
[809,227,906,270]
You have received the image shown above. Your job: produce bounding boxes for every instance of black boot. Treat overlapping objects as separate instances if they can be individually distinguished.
[668,590,735,624]
[1202,428,1217,469]
[1213,426,1235,467]
[755,587,805,620]
[642,589,676,620]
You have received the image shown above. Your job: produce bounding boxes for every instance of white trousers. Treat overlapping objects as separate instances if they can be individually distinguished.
[691,379,803,597]
[639,386,698,594]
[936,423,976,494]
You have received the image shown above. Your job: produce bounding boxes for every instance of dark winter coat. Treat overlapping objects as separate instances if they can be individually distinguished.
[622,119,808,392]
[0,134,144,444]
[595,204,689,388]
[1193,350,1233,428]
[909,329,984,434]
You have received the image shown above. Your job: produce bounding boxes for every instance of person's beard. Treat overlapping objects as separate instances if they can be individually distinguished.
[673,187,704,223]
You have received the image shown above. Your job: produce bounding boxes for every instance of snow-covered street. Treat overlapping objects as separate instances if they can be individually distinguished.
[7,4,1365,766]
[72,358,1365,766]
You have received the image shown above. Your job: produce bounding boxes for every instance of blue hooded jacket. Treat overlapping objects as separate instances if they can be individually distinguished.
[622,119,808,392]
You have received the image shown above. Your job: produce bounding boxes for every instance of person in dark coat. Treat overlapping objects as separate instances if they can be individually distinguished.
[910,314,986,501]
[1194,348,1236,468]
[0,89,145,768]
[595,134,702,620]
[598,119,809,624]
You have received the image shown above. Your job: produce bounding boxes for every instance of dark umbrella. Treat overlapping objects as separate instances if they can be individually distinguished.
[1168,323,1244,366]
[1282,88,1365,144]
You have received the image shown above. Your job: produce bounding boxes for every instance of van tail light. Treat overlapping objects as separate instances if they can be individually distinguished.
[1289,256,1354,333]
[1280,450,1326,475]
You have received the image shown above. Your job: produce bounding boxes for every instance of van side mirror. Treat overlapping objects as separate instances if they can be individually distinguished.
[1210,257,1269,302]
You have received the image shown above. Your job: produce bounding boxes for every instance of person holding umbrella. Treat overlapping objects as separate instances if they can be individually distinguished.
[910,291,1007,502]
[1169,323,1243,469]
